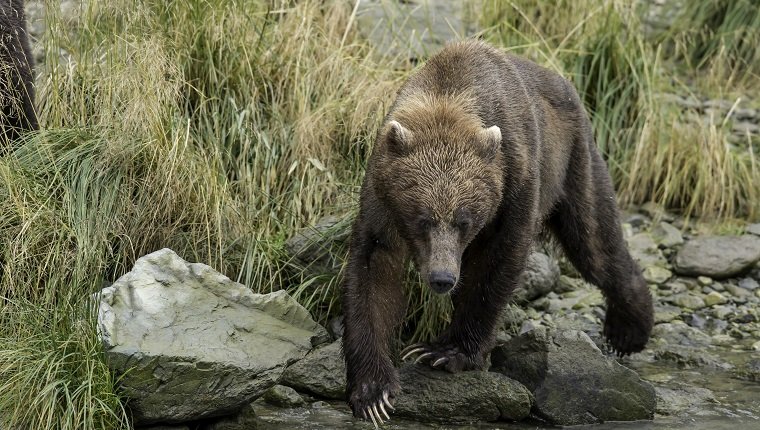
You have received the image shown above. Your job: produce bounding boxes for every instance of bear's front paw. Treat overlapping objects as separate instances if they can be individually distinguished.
[401,342,485,372]
[603,300,653,356]
[348,376,398,428]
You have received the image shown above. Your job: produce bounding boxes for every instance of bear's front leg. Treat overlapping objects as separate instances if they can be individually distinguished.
[342,224,406,426]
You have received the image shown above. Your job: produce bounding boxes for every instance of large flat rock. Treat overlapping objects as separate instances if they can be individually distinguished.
[491,328,656,426]
[98,248,328,424]
[395,365,533,423]
[674,235,760,279]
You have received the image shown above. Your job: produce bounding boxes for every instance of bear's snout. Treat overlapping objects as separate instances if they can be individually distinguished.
[428,271,457,294]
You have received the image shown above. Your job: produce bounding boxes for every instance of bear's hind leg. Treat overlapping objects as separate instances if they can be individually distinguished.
[548,140,653,355]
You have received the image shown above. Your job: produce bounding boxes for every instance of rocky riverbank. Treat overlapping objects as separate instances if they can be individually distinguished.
[99,205,760,429]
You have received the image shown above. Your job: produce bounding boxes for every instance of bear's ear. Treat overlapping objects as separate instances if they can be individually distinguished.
[385,120,412,156]
[478,125,501,161]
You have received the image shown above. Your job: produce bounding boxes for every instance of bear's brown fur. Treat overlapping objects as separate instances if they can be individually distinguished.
[341,40,654,422]
[1,0,38,150]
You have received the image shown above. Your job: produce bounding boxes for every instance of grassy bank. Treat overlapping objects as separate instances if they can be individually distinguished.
[0,0,758,428]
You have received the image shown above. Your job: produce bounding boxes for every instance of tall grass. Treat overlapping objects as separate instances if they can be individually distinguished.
[0,0,758,428]
[481,0,760,220]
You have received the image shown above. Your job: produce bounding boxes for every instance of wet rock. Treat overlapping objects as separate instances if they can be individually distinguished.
[651,222,684,248]
[263,385,304,408]
[512,252,561,303]
[733,359,760,382]
[654,346,731,369]
[199,404,258,430]
[394,365,532,423]
[655,384,716,416]
[491,328,655,425]
[652,322,712,348]
[97,249,328,424]
[674,235,760,278]
[284,216,349,277]
[281,340,346,400]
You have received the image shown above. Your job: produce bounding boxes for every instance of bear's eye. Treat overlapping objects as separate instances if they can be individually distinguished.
[454,208,472,231]
[417,217,434,232]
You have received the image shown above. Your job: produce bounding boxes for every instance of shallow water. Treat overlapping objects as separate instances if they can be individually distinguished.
[254,349,760,430]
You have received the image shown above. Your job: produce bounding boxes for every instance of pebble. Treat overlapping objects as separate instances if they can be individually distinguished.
[711,305,733,320]
[725,284,751,299]
[651,221,684,247]
[711,282,725,292]
[739,278,759,291]
[643,266,673,284]
[753,340,760,351]
[655,305,681,324]
[704,291,728,306]
[697,276,713,286]
[664,281,688,294]
[670,293,707,310]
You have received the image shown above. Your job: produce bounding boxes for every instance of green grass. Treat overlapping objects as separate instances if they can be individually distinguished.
[0,0,758,428]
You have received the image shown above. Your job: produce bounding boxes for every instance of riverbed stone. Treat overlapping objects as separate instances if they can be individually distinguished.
[668,292,707,310]
[739,277,759,291]
[281,339,346,399]
[643,266,672,284]
[654,304,682,324]
[394,365,533,423]
[512,252,561,303]
[491,328,655,425]
[704,291,728,306]
[654,384,716,416]
[674,235,760,278]
[627,232,668,268]
[97,249,328,424]
[263,385,304,408]
[651,222,684,248]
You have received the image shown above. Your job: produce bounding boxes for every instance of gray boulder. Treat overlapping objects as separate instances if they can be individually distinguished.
[512,252,561,303]
[98,249,329,424]
[674,235,760,278]
[281,339,346,399]
[394,365,532,423]
[491,328,656,426]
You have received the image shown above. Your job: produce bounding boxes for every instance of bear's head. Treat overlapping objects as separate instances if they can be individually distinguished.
[374,95,505,294]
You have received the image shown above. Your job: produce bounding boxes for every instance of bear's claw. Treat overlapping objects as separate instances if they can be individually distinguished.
[400,342,482,372]
[361,391,393,429]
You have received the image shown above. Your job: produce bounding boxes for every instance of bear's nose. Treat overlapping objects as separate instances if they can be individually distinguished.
[429,271,456,294]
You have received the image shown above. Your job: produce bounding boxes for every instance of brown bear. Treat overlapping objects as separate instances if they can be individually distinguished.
[341,39,654,425]
[1,0,38,150]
